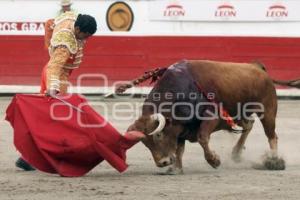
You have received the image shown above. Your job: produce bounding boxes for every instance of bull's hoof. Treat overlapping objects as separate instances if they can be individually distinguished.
[231,153,242,163]
[252,153,286,170]
[208,159,221,169]
[156,167,183,175]
[263,155,285,170]
[207,154,221,169]
[165,167,183,175]
[231,146,244,163]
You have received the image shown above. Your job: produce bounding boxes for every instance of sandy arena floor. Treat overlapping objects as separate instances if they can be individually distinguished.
[0,96,299,200]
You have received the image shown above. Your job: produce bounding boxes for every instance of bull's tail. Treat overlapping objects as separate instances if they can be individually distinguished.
[252,60,267,71]
[253,61,300,89]
[272,78,300,89]
[115,67,168,93]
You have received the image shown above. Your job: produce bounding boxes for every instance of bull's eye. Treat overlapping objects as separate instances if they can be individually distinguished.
[154,132,163,140]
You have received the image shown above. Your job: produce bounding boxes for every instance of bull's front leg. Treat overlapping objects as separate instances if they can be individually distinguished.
[166,139,185,175]
[197,119,221,168]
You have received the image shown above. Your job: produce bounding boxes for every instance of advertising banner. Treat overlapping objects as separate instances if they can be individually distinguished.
[149,0,300,22]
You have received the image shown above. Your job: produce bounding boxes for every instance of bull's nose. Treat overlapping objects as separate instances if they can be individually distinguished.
[157,157,173,167]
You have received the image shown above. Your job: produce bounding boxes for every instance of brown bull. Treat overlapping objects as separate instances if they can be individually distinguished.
[116,60,300,174]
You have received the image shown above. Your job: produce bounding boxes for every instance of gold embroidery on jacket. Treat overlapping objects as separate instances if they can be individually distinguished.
[50,30,78,54]
[45,11,86,93]
[55,11,77,26]
[47,47,70,93]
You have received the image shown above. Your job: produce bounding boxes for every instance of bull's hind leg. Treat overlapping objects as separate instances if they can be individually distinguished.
[231,116,255,162]
[260,105,278,155]
[259,103,285,170]
[197,118,221,168]
[262,119,278,154]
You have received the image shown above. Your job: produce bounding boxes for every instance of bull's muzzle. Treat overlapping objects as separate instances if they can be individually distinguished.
[157,156,175,167]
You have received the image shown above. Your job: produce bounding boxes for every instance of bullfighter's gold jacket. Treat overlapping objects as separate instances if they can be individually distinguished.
[46,12,85,93]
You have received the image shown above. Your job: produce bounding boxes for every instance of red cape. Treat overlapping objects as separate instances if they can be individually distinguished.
[6,94,134,177]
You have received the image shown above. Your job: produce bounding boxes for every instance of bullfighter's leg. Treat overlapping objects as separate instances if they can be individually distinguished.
[197,118,221,168]
[231,116,255,162]
[166,139,185,175]
[15,157,35,171]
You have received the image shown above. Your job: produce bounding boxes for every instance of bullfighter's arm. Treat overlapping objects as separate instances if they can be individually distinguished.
[46,46,70,93]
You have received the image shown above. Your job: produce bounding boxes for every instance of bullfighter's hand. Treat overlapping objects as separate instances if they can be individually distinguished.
[46,89,59,97]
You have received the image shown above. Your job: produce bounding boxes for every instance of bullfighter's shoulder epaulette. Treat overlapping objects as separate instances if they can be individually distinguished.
[54,11,77,25]
[50,29,78,54]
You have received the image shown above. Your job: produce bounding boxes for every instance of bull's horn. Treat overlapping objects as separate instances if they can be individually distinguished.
[148,113,166,136]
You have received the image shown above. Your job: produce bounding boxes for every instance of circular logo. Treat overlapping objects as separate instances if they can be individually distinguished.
[106,1,134,31]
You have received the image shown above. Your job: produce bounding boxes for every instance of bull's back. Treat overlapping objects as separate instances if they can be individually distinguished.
[187,60,276,110]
